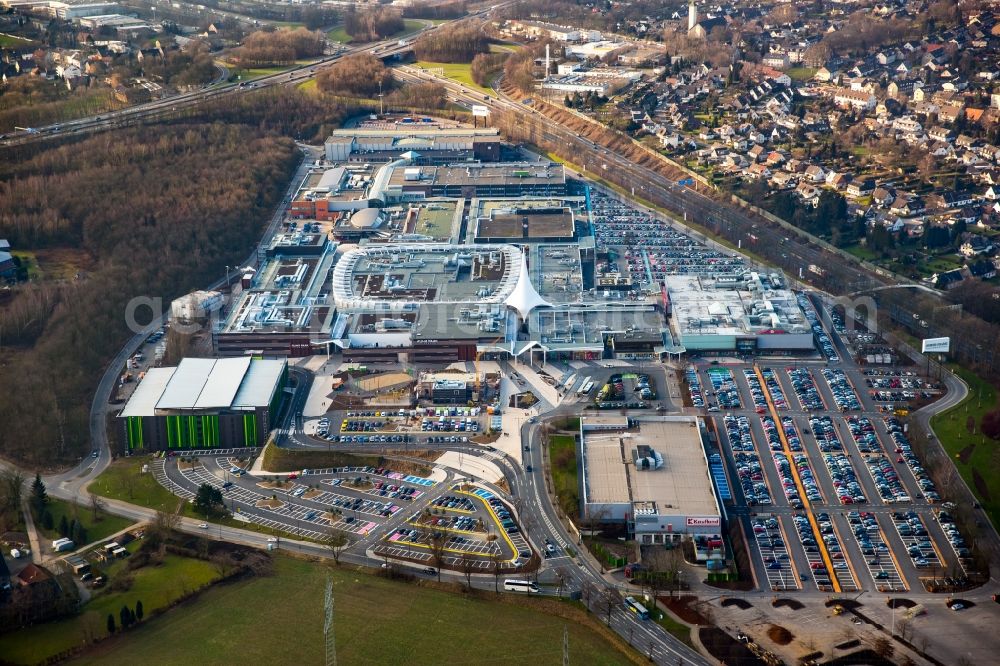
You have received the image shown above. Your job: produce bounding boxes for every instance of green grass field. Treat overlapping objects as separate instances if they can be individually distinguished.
[34,497,136,545]
[0,554,220,665]
[327,18,424,44]
[843,243,879,262]
[89,454,329,542]
[550,434,580,519]
[90,456,187,514]
[401,18,425,36]
[785,67,817,82]
[297,78,318,93]
[68,557,634,665]
[930,366,1000,528]
[656,610,694,648]
[414,60,496,96]
[0,33,34,47]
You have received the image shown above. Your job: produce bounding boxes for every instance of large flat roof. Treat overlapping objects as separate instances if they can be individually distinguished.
[233,359,286,408]
[582,416,719,516]
[119,358,287,417]
[387,163,565,190]
[119,367,175,418]
[156,358,216,410]
[194,357,253,409]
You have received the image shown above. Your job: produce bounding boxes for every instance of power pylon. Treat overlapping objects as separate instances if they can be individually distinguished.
[324,577,336,666]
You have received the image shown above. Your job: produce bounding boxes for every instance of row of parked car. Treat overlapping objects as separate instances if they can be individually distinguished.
[847,511,891,576]
[821,368,861,411]
[791,514,833,586]
[846,416,879,453]
[773,454,804,509]
[865,455,910,503]
[686,367,705,408]
[760,415,784,452]
[937,511,972,561]
[432,495,476,512]
[761,368,787,409]
[420,417,480,432]
[798,294,839,362]
[788,367,824,411]
[884,417,940,502]
[742,369,769,414]
[809,416,843,452]
[822,453,867,505]
[735,452,771,506]
[707,368,742,409]
[372,481,416,500]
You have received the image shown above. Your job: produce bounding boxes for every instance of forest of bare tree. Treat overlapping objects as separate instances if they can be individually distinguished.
[0,122,300,466]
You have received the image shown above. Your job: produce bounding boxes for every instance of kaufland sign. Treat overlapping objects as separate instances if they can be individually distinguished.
[686,517,721,528]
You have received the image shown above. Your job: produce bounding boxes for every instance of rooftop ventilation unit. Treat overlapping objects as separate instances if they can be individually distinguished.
[632,444,664,471]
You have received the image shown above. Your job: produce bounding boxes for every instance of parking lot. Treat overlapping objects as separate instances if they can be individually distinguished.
[705,329,972,594]
[374,487,525,568]
[590,191,746,285]
[158,453,527,571]
[308,406,489,445]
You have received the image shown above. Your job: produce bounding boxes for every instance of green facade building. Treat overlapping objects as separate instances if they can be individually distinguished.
[118,357,288,451]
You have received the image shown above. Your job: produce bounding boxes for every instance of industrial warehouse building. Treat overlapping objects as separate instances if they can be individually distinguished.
[579,416,723,543]
[664,272,814,353]
[324,127,501,164]
[119,357,287,451]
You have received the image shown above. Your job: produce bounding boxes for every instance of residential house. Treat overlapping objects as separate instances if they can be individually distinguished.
[0,239,14,278]
[968,259,998,279]
[16,563,52,588]
[796,181,821,205]
[833,87,876,112]
[746,163,771,180]
[828,172,853,190]
[890,195,925,217]
[814,66,836,82]
[804,164,826,183]
[930,268,968,289]
[892,116,923,133]
[847,178,876,198]
[747,144,767,162]
[939,104,965,124]
[771,171,797,188]
[960,234,993,257]
[927,126,954,143]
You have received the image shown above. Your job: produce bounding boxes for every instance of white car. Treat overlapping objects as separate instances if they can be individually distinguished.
[198,523,208,529]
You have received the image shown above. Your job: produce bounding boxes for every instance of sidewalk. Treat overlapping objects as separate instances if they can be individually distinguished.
[20,497,43,565]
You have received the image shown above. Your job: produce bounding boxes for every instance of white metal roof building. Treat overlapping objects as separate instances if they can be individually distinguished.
[119,358,288,451]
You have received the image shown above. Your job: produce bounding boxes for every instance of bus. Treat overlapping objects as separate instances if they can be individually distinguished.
[503,579,539,594]
[577,380,594,397]
[624,596,650,620]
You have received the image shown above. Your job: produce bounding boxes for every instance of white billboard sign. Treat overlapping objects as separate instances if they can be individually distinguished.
[921,337,950,354]
[471,105,490,117]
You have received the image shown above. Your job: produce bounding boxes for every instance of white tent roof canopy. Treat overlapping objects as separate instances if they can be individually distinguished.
[505,250,551,320]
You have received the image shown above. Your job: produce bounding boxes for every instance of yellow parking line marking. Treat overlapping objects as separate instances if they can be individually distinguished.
[756,364,840,594]
[457,489,519,561]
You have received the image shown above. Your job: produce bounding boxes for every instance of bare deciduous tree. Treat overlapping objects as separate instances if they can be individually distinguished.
[600,587,621,626]
[459,551,476,591]
[428,532,448,582]
[325,527,350,565]
[89,492,105,522]
[869,635,895,660]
